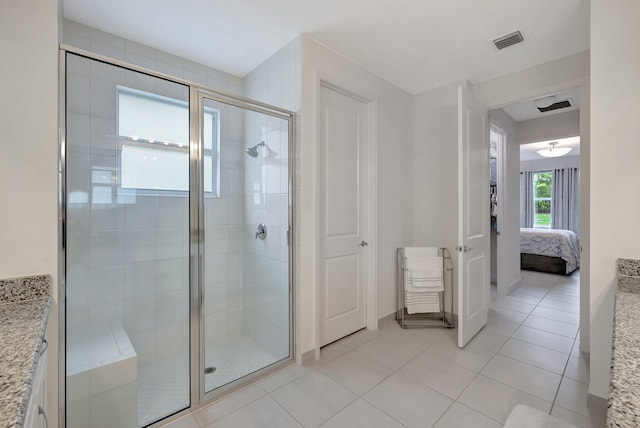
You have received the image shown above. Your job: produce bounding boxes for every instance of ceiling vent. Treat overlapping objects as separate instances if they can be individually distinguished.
[493,31,524,50]
[537,100,572,113]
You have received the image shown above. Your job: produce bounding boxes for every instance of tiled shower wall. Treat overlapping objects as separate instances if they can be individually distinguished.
[242,39,300,358]
[63,20,245,365]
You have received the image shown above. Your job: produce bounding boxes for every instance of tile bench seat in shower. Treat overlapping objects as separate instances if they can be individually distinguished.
[66,320,138,428]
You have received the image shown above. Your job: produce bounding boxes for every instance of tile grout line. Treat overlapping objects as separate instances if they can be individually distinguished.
[505,275,579,417]
[197,274,579,428]
[547,336,579,416]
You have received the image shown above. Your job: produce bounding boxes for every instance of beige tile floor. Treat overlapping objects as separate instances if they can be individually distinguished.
[162,270,603,428]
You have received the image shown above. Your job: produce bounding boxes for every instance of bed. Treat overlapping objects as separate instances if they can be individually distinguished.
[520,228,580,275]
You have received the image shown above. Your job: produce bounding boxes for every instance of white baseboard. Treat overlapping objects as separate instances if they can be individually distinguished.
[507,277,522,293]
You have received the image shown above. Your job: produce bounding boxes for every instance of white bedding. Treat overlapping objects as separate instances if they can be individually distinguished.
[520,228,580,274]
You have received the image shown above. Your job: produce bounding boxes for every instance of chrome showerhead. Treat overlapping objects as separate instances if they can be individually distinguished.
[245,141,265,158]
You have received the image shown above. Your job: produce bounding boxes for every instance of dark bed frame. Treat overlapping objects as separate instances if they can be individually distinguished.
[521,253,571,276]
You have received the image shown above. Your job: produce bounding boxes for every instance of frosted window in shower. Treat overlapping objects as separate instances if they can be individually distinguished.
[118,87,219,194]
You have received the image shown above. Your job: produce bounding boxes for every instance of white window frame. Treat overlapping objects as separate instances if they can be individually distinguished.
[532,170,552,229]
[116,86,220,196]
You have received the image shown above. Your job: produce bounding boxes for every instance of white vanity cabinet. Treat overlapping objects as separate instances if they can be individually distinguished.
[23,340,47,428]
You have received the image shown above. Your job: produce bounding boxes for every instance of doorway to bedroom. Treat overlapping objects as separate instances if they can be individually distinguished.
[481,87,591,424]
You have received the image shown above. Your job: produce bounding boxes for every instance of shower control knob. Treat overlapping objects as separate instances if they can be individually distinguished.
[255,223,267,240]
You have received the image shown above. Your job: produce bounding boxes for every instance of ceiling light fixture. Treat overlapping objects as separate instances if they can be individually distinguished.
[537,141,572,158]
[534,96,557,109]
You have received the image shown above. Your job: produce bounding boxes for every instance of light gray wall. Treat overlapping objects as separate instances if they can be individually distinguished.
[520,155,580,172]
[0,0,60,422]
[589,0,640,400]
[517,110,580,144]
[490,108,521,293]
[297,36,414,355]
[412,81,463,314]
[474,51,589,109]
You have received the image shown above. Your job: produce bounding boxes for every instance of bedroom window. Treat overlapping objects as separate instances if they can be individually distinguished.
[533,171,552,228]
[117,87,219,195]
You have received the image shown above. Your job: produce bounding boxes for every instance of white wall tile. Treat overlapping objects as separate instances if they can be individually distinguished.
[67,73,91,114]
[129,329,155,365]
[206,226,230,255]
[155,324,183,359]
[124,261,156,298]
[205,281,229,315]
[66,397,91,428]
[90,382,137,428]
[90,301,125,325]
[67,371,91,403]
[90,355,137,395]
[155,291,183,328]
[124,196,157,229]
[125,40,157,59]
[90,60,125,84]
[90,265,125,302]
[125,50,156,70]
[156,258,184,293]
[205,312,229,342]
[125,296,155,333]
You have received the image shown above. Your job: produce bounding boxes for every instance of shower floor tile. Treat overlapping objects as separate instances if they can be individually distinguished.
[137,334,278,427]
[205,335,280,392]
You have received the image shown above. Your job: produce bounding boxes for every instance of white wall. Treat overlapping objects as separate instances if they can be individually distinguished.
[579,81,590,352]
[0,0,59,423]
[412,81,462,312]
[490,108,521,293]
[298,36,414,357]
[517,110,580,145]
[589,0,640,399]
[474,51,590,109]
[520,155,580,172]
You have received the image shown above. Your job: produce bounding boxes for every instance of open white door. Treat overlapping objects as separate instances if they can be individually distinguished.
[319,84,369,347]
[457,85,490,348]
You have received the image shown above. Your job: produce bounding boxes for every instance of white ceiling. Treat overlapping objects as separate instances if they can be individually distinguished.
[502,87,580,122]
[520,136,581,161]
[63,0,590,95]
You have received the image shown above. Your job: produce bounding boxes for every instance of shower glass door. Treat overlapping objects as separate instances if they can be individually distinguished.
[200,93,292,396]
[65,53,191,427]
[64,51,293,427]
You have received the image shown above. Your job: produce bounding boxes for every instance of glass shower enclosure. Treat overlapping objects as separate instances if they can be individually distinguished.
[62,51,293,427]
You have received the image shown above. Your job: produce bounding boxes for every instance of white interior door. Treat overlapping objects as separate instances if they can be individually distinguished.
[319,84,368,347]
[457,85,490,348]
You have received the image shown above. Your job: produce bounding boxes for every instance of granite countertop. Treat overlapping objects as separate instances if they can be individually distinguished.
[608,258,640,427]
[0,275,51,428]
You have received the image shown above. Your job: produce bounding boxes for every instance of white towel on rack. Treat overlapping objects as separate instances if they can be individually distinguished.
[406,298,441,314]
[400,248,445,315]
[408,268,442,281]
[405,256,442,273]
[404,256,443,293]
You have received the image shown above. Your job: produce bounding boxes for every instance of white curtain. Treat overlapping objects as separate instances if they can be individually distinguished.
[552,168,580,233]
[520,171,534,228]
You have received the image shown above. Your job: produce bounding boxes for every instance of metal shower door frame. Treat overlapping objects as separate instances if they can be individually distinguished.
[58,45,296,428]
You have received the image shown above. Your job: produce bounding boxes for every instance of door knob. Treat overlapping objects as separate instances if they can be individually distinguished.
[455,245,474,253]
[360,240,368,247]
